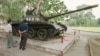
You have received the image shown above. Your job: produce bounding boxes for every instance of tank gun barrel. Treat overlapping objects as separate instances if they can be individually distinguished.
[45,4,98,20]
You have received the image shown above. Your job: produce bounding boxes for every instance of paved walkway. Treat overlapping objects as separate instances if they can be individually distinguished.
[0,38,56,56]
[65,36,90,56]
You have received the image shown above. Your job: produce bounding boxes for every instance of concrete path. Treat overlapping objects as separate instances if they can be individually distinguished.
[65,37,90,56]
[0,38,56,56]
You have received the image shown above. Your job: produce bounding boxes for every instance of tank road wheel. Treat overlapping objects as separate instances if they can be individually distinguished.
[37,29,47,40]
[27,28,35,38]
[48,28,55,37]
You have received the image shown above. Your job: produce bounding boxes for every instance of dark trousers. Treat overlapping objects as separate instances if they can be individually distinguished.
[19,32,28,50]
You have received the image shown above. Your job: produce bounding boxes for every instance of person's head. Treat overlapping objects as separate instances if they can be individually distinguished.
[7,19,12,24]
[34,17,40,22]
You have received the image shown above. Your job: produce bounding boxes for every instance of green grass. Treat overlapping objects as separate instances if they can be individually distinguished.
[72,27,100,33]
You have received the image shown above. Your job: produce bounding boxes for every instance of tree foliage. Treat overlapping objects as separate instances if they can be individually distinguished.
[41,0,67,21]
[0,0,24,19]
[97,18,100,26]
[0,0,67,21]
[66,4,98,27]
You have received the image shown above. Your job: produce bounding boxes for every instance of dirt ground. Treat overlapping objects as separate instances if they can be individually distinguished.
[94,38,100,43]
[90,39,100,56]
[0,52,4,56]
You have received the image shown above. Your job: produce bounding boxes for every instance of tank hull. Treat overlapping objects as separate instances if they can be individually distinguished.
[12,21,67,41]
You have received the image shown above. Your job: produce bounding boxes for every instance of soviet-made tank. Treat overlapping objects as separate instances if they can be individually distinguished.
[12,15,67,40]
[12,4,98,40]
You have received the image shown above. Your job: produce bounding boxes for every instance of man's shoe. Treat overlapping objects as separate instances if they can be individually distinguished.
[19,47,22,49]
[22,48,26,50]
[13,45,17,48]
[7,47,11,49]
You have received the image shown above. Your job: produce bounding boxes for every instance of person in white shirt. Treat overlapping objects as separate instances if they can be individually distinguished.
[4,19,14,48]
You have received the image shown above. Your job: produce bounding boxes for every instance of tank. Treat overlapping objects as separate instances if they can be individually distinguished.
[12,4,98,40]
[12,15,67,40]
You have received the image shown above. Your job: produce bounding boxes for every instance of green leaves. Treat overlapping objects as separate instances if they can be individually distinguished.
[1,0,24,19]
[1,0,67,21]
[67,4,97,26]
[97,18,100,26]
[40,0,67,21]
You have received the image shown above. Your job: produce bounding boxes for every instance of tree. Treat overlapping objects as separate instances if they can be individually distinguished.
[1,0,67,21]
[40,0,67,21]
[97,18,100,26]
[0,0,24,19]
[67,4,97,26]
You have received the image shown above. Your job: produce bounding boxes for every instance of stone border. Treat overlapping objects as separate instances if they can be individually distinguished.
[63,39,75,54]
[88,39,93,56]
[15,37,75,56]
[26,39,75,56]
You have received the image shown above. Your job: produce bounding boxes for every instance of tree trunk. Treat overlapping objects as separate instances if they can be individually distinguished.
[35,0,42,16]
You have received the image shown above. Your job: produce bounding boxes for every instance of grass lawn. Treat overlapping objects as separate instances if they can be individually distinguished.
[72,27,100,33]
